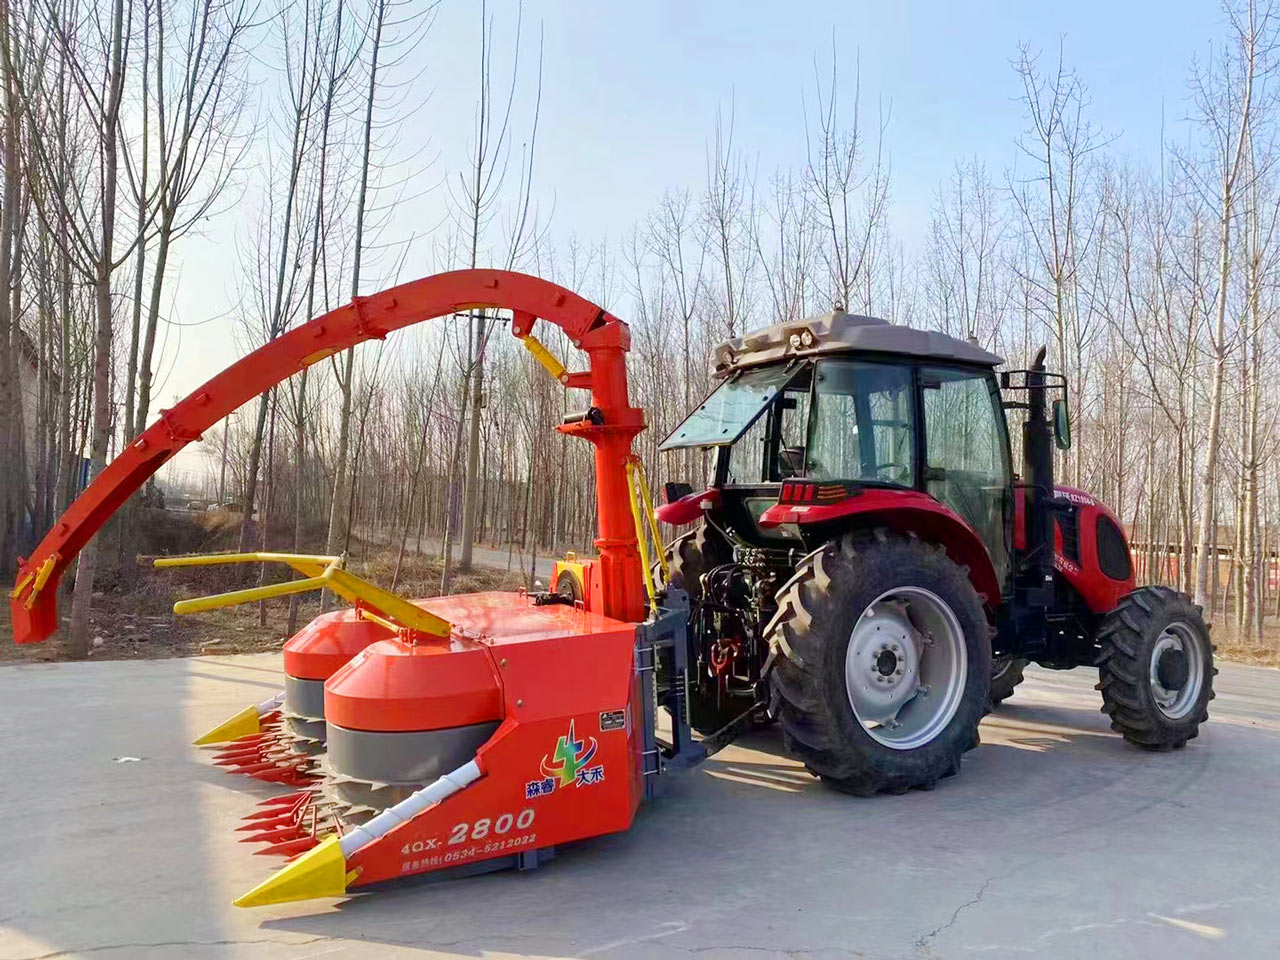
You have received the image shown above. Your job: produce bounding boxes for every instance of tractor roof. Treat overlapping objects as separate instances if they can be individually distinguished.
[710,310,1004,376]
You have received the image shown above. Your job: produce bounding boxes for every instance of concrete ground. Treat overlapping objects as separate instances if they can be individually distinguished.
[1,654,1277,960]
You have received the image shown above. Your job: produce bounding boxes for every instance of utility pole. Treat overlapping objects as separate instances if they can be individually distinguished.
[217,418,229,505]
[459,310,484,569]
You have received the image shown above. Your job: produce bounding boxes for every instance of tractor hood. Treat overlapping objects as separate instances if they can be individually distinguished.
[710,310,1004,376]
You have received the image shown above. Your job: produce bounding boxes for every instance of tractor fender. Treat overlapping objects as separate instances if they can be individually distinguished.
[759,488,1001,604]
[654,487,720,526]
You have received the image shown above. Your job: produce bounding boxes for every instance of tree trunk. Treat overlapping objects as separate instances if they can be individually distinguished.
[66,0,127,659]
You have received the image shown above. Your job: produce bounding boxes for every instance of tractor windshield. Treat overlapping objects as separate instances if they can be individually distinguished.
[659,363,805,451]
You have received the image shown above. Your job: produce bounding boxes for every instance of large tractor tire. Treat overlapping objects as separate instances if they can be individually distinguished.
[989,656,1028,707]
[1096,585,1215,750]
[766,530,991,795]
[664,524,749,734]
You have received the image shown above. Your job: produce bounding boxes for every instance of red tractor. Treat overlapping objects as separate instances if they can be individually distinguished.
[652,310,1214,794]
[9,272,1213,907]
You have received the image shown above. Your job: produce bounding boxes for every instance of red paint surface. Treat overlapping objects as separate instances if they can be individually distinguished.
[655,487,720,526]
[282,609,397,680]
[1013,485,1135,613]
[339,599,643,887]
[323,592,635,733]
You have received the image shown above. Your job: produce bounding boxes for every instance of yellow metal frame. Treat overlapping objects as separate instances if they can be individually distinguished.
[153,552,452,639]
[9,553,59,610]
[625,461,668,619]
[518,333,568,383]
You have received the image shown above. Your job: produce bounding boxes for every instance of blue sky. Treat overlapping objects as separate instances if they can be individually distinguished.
[430,0,1223,253]
[159,0,1228,481]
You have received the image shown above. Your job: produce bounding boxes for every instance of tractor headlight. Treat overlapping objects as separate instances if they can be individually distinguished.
[800,329,815,348]
[789,333,803,349]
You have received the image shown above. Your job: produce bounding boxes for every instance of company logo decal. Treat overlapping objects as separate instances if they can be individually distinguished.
[525,719,605,798]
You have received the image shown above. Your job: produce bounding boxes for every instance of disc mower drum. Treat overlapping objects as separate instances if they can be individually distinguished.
[322,638,503,821]
[281,609,398,753]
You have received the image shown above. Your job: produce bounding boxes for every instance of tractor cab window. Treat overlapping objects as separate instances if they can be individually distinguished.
[659,363,804,451]
[726,367,812,483]
[806,360,914,486]
[921,367,1011,585]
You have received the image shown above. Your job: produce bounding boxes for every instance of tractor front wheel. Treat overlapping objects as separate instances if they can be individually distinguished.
[989,655,1028,707]
[766,530,991,795]
[1096,585,1215,750]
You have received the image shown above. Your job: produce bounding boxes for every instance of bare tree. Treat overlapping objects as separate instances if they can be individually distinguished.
[19,0,133,656]
[1009,41,1110,487]
[0,0,28,576]
[133,0,257,438]
[238,0,330,552]
[447,0,542,579]
[803,42,891,312]
[1181,0,1276,609]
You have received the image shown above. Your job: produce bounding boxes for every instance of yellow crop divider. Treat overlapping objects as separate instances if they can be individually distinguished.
[153,552,452,640]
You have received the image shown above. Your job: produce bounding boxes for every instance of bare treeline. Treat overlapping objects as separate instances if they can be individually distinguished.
[3,1,1280,656]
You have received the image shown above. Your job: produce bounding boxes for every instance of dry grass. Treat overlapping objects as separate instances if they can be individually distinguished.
[1210,628,1280,668]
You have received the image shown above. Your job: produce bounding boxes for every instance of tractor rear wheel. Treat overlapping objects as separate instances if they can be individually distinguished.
[766,530,990,795]
[1096,585,1215,750]
[664,524,749,734]
[989,656,1028,707]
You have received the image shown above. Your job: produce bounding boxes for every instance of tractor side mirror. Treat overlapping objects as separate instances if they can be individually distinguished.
[1052,398,1072,450]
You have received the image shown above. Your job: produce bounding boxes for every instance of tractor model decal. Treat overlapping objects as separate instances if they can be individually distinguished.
[527,720,605,798]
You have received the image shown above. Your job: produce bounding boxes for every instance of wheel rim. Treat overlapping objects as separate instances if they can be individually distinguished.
[844,586,968,750]
[1149,622,1204,720]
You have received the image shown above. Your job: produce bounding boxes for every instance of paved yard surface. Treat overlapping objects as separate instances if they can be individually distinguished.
[1,653,1277,959]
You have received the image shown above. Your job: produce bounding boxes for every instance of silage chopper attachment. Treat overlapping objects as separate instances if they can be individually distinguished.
[10,270,706,909]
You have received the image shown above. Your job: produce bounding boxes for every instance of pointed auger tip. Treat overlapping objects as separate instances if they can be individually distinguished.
[233,834,350,908]
[193,704,261,745]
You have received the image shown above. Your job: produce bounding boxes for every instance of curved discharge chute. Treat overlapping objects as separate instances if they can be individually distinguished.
[9,269,648,642]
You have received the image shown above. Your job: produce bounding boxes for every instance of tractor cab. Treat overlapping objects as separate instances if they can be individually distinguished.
[660,311,1015,591]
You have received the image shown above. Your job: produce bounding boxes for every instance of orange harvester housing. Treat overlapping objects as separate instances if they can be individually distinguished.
[9,270,666,906]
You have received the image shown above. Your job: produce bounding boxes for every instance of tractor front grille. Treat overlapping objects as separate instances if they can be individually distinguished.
[1056,508,1081,565]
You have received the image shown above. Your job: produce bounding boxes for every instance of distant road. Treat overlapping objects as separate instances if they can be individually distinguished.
[393,533,557,581]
